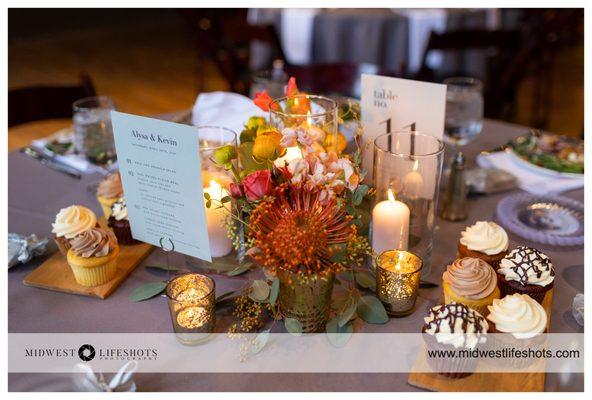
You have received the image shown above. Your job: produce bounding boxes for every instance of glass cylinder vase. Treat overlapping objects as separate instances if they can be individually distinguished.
[277,268,335,333]
[186,127,239,270]
[372,131,444,276]
[269,94,339,162]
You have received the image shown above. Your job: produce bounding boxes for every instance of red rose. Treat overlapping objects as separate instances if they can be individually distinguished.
[254,90,278,112]
[229,182,244,198]
[243,170,273,201]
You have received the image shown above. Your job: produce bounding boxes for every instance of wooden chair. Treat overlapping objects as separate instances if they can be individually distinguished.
[8,73,96,127]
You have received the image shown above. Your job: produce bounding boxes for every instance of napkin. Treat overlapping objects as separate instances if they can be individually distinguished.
[280,8,320,65]
[191,92,266,136]
[72,361,137,392]
[476,151,584,195]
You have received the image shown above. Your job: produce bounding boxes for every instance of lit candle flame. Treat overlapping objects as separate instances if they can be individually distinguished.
[387,189,396,203]
[413,159,419,172]
[306,110,312,127]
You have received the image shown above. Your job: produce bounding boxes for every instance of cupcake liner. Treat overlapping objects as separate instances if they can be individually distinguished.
[108,219,137,245]
[457,241,506,269]
[484,326,548,370]
[497,273,552,305]
[53,235,71,256]
[422,333,479,379]
[97,196,117,219]
[443,283,500,317]
[67,246,119,286]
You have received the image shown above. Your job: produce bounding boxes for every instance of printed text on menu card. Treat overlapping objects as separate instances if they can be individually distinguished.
[360,74,446,181]
[111,111,212,261]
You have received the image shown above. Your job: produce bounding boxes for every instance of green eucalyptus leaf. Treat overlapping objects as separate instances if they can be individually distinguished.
[284,317,303,336]
[357,295,388,324]
[227,263,252,276]
[326,317,353,347]
[250,329,271,354]
[215,290,237,304]
[269,277,279,305]
[338,299,358,327]
[221,196,232,203]
[352,184,369,206]
[144,264,180,272]
[128,281,167,302]
[249,280,270,302]
[355,271,376,291]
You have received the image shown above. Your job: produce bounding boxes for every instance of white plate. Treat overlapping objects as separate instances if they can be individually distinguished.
[506,148,584,179]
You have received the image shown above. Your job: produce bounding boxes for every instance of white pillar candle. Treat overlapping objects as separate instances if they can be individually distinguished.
[204,179,233,258]
[402,160,424,200]
[371,189,410,255]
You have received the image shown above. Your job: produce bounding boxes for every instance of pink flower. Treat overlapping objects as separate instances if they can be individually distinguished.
[254,90,277,112]
[229,183,244,198]
[243,170,273,201]
[287,158,308,185]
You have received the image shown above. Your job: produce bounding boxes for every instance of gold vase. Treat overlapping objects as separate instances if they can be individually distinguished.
[277,268,335,333]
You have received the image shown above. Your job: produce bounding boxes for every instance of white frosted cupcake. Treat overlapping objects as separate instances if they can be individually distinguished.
[457,221,509,268]
[51,205,97,255]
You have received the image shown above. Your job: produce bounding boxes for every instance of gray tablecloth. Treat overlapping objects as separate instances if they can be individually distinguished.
[8,119,584,391]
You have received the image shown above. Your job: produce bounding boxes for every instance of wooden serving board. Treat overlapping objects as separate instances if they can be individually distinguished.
[408,289,553,392]
[23,218,153,299]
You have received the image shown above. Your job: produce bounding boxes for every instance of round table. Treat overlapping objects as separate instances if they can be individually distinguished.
[7,118,584,391]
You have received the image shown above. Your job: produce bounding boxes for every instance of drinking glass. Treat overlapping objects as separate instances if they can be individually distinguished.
[249,60,288,100]
[72,96,116,165]
[444,77,484,147]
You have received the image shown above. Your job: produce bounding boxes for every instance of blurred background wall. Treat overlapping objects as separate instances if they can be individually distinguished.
[8,8,583,136]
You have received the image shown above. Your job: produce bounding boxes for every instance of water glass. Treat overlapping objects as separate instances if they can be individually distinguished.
[72,96,116,165]
[444,77,484,147]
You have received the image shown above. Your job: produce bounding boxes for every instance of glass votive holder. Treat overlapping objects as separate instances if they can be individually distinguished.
[376,250,423,317]
[166,273,216,346]
[269,94,339,156]
[72,96,116,165]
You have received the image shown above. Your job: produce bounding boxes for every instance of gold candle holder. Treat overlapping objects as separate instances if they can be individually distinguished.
[376,250,423,316]
[166,273,216,345]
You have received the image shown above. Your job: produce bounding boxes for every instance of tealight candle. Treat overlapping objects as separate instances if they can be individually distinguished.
[274,146,303,167]
[204,179,233,258]
[166,273,216,345]
[376,250,422,316]
[371,189,410,255]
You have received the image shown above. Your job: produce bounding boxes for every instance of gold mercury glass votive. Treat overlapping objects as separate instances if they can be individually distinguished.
[166,273,216,345]
[376,250,423,316]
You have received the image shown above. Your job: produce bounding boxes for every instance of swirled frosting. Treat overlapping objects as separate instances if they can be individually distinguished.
[486,293,547,338]
[423,303,489,349]
[69,227,116,258]
[443,258,497,300]
[51,205,97,239]
[498,246,554,287]
[110,198,128,221]
[97,172,123,199]
[460,221,509,255]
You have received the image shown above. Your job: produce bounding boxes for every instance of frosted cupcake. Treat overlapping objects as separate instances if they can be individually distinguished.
[51,205,97,255]
[442,257,500,316]
[497,246,554,304]
[66,227,119,286]
[422,302,489,379]
[457,221,509,268]
[108,198,136,245]
[96,172,123,219]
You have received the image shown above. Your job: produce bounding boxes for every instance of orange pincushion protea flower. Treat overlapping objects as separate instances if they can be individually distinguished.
[248,184,355,276]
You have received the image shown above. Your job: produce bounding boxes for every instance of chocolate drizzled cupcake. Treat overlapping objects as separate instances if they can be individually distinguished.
[497,247,554,304]
[422,302,489,379]
[107,197,137,245]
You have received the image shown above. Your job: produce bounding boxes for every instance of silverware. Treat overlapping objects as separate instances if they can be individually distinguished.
[20,147,82,179]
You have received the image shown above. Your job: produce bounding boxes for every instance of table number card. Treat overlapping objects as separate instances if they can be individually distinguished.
[111,111,212,262]
[360,74,446,182]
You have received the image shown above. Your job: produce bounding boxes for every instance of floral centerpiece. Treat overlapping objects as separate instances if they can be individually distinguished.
[210,78,381,334]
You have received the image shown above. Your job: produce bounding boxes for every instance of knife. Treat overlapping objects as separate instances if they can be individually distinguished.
[21,147,82,179]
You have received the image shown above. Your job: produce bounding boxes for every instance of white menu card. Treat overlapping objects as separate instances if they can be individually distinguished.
[111,111,212,262]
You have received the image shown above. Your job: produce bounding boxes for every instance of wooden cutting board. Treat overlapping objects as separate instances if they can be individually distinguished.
[408,289,553,392]
[23,218,153,299]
